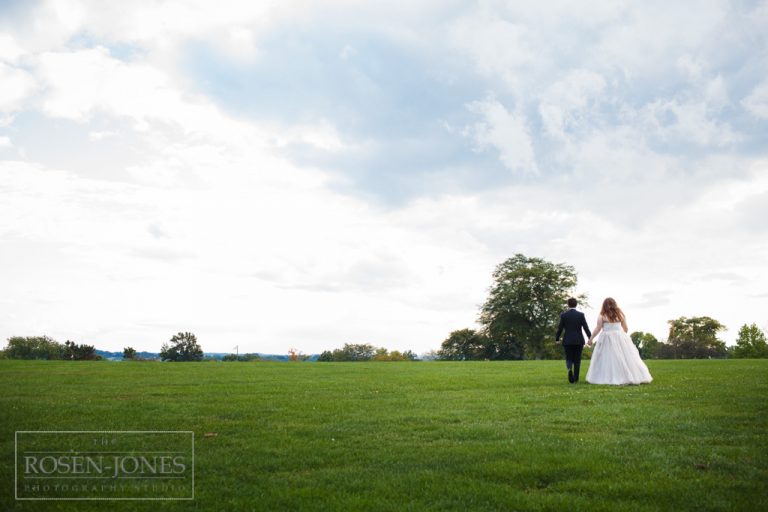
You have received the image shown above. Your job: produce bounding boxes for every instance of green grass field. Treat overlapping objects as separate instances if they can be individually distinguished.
[1,359,766,511]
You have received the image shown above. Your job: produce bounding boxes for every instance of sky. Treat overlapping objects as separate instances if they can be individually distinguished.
[1,0,767,356]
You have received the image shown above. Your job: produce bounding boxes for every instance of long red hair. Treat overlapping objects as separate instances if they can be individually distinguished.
[600,297,625,323]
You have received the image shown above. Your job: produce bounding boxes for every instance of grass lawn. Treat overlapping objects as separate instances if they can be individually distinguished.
[1,359,766,511]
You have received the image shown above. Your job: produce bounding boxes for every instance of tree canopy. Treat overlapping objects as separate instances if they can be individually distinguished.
[222,353,261,362]
[656,316,727,359]
[479,254,583,360]
[160,332,204,362]
[630,331,659,359]
[318,344,416,362]
[438,329,489,360]
[732,323,768,358]
[3,336,66,360]
[64,340,99,360]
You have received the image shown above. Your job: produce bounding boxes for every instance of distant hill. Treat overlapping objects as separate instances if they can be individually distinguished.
[95,350,319,362]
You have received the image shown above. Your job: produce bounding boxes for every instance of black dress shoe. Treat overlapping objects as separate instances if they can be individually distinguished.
[568,369,574,383]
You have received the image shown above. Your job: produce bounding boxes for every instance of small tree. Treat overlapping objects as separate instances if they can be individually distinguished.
[630,332,659,359]
[372,347,389,361]
[371,349,418,361]
[160,332,203,362]
[123,347,137,360]
[733,323,768,358]
[438,329,489,360]
[288,348,309,362]
[64,340,99,360]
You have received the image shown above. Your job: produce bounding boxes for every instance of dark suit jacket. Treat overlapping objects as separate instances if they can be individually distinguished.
[556,308,592,346]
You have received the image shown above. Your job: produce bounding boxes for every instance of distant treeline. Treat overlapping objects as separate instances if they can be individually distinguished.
[0,337,316,362]
[318,344,418,362]
[0,334,322,362]
[1,336,100,360]
[3,319,765,363]
[437,319,768,361]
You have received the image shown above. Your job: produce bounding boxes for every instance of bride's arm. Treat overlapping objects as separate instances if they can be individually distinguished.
[621,317,628,333]
[588,316,603,345]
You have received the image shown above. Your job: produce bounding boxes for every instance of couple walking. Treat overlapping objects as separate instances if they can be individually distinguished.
[555,297,652,385]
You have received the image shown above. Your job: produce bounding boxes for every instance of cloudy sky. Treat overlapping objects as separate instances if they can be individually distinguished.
[1,0,766,356]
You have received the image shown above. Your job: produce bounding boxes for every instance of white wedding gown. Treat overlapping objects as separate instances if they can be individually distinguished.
[586,320,653,385]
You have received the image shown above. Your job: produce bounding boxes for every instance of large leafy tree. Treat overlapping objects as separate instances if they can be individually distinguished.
[657,316,727,359]
[160,332,204,362]
[733,323,768,358]
[479,254,583,360]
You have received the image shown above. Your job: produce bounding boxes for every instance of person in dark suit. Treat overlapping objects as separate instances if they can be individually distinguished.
[555,297,592,384]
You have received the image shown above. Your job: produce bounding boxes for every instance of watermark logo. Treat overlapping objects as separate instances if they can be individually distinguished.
[15,431,194,500]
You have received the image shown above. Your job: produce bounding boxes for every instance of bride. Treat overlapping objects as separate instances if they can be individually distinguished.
[585,297,653,385]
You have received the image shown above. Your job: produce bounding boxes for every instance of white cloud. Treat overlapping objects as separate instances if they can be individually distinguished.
[637,97,740,147]
[124,159,184,188]
[272,121,348,153]
[538,69,607,139]
[595,1,727,80]
[742,79,768,119]
[88,130,116,141]
[213,26,261,61]
[339,44,357,61]
[0,0,766,354]
[447,10,532,91]
[35,46,181,124]
[703,75,729,111]
[0,33,25,63]
[465,96,538,175]
[147,222,170,239]
[83,0,272,45]
[0,63,37,112]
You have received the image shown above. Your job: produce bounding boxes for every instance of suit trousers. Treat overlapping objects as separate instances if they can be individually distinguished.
[563,344,584,378]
